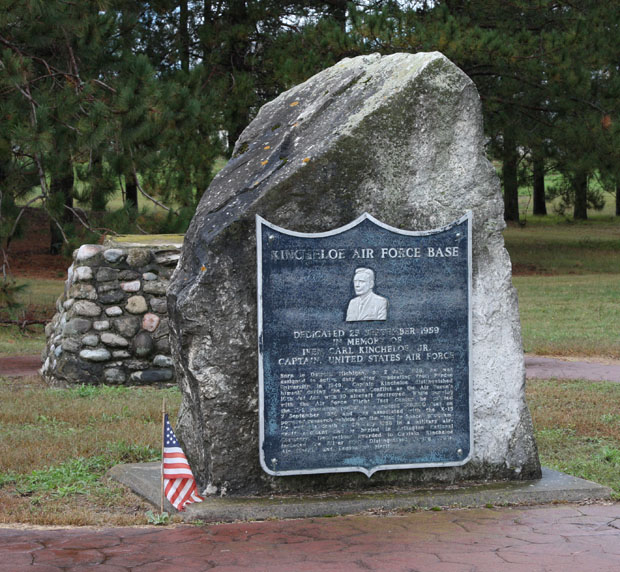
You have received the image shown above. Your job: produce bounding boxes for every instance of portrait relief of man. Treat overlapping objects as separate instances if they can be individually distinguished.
[346,267,388,322]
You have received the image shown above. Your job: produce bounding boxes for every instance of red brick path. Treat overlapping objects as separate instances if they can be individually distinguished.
[1,503,619,571]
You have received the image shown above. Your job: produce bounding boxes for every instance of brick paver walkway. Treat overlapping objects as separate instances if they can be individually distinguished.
[1,503,619,571]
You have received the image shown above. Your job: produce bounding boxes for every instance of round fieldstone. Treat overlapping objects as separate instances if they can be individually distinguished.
[79,348,111,362]
[63,318,92,335]
[112,350,131,358]
[73,300,101,317]
[62,338,81,353]
[142,313,160,332]
[81,334,99,346]
[114,316,140,337]
[104,368,126,383]
[99,290,125,304]
[133,331,154,357]
[127,248,151,267]
[69,284,97,301]
[101,332,130,347]
[103,248,126,263]
[143,272,158,281]
[119,270,140,280]
[121,280,141,292]
[152,354,173,368]
[125,359,151,370]
[75,266,93,281]
[93,320,110,331]
[96,267,120,282]
[130,369,173,383]
[126,295,148,314]
[143,281,168,295]
[63,298,75,310]
[105,306,123,317]
[76,244,104,262]
[97,282,120,293]
[149,297,167,314]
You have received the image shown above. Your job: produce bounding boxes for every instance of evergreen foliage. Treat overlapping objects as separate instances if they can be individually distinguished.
[0,0,617,281]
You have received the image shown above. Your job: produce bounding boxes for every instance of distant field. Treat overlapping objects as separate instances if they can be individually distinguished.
[504,217,620,275]
[514,274,620,358]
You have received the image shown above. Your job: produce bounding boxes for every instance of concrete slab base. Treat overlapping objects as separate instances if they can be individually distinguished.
[108,463,612,522]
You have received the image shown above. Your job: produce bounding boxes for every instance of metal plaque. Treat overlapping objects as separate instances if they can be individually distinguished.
[257,213,472,477]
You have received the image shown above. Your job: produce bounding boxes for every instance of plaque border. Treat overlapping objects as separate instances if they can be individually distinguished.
[256,212,473,477]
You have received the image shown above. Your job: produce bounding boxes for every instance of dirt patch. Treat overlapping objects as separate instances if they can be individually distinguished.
[0,355,42,377]
[5,208,73,280]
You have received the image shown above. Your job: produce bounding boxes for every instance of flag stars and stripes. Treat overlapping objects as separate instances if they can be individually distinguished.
[163,414,204,511]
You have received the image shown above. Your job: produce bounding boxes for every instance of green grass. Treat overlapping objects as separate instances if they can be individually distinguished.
[0,377,182,525]
[527,378,620,498]
[0,325,46,355]
[0,278,65,357]
[514,274,620,358]
[14,277,65,307]
[504,218,620,275]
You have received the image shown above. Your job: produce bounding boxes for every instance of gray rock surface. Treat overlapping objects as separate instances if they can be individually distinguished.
[115,316,140,337]
[168,52,541,495]
[106,306,123,317]
[101,332,130,348]
[130,368,174,383]
[133,331,154,357]
[73,300,101,317]
[103,248,126,263]
[126,295,148,314]
[79,348,111,362]
[42,237,182,387]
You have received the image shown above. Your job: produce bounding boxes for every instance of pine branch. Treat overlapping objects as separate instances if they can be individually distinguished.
[132,166,179,216]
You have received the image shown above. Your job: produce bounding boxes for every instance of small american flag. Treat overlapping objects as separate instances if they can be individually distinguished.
[163,414,204,511]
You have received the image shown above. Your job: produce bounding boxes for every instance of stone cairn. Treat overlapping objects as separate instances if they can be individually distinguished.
[42,237,183,387]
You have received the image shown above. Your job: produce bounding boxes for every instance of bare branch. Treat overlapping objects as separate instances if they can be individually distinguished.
[5,194,45,251]
[63,204,120,238]
[91,78,117,93]
[132,166,179,215]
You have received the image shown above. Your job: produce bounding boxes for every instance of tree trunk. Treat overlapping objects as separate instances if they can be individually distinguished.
[202,1,211,62]
[49,161,74,255]
[126,171,138,211]
[532,151,547,216]
[502,129,520,222]
[573,170,588,220]
[180,0,190,72]
[91,156,108,212]
[326,0,348,30]
[224,0,251,153]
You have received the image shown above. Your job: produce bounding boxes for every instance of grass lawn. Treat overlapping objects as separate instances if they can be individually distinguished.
[1,188,618,524]
[527,378,620,499]
[504,217,620,275]
[515,274,620,358]
[0,376,183,526]
[0,278,65,355]
[0,373,617,526]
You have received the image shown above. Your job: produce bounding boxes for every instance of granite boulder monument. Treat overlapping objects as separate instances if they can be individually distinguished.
[167,51,541,496]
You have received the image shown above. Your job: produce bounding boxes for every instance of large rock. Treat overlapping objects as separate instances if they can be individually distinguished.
[168,52,541,496]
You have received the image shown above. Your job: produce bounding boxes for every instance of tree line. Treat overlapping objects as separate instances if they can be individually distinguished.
[1,0,618,268]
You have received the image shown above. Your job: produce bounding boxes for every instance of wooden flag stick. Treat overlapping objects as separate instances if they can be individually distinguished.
[161,397,166,514]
